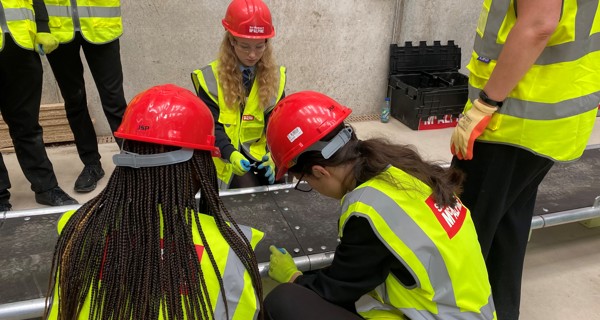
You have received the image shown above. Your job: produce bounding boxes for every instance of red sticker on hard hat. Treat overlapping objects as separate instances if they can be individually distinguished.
[242,115,255,121]
[426,195,466,239]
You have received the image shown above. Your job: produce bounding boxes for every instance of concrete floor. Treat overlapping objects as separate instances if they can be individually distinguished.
[2,117,600,319]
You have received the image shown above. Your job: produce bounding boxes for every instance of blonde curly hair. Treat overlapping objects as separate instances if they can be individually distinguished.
[217,32,280,111]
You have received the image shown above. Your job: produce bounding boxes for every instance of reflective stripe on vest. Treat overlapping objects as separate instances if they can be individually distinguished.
[46,0,122,44]
[192,61,286,189]
[475,0,600,64]
[340,167,495,319]
[468,0,600,162]
[46,5,120,18]
[210,220,263,319]
[0,0,36,51]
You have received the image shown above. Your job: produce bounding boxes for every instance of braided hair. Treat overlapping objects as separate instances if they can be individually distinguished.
[45,141,263,319]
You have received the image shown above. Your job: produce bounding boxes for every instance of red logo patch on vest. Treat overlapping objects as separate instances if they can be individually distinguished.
[426,195,466,239]
[194,244,205,261]
[242,115,255,121]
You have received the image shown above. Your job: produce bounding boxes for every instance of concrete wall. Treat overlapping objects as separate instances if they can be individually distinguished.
[39,0,482,137]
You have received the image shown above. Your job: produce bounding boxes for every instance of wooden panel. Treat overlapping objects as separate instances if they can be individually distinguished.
[0,104,74,152]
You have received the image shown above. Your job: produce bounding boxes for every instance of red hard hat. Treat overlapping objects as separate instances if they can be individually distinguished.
[222,0,275,39]
[115,84,220,157]
[266,91,352,180]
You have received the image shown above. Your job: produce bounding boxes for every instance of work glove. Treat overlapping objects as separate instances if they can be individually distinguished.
[257,153,275,184]
[450,99,497,160]
[268,245,302,283]
[34,32,59,55]
[229,151,251,176]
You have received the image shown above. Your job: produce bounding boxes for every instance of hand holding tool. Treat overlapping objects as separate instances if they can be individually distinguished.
[268,245,302,283]
[229,151,251,176]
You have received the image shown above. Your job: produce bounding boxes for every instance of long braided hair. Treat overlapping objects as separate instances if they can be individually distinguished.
[45,141,263,319]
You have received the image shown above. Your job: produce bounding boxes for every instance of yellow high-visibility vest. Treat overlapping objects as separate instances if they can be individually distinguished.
[192,60,286,189]
[0,0,36,51]
[340,166,496,319]
[467,0,600,162]
[47,208,264,319]
[44,0,122,44]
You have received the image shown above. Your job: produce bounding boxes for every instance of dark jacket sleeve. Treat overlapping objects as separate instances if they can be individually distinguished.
[32,0,50,33]
[197,88,236,161]
[293,216,415,312]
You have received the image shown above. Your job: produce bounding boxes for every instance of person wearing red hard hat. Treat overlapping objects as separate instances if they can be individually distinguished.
[192,0,286,190]
[45,84,265,320]
[263,91,497,320]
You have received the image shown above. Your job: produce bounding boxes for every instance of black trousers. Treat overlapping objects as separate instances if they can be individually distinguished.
[264,283,364,320]
[0,36,58,198]
[46,32,126,165]
[452,142,554,320]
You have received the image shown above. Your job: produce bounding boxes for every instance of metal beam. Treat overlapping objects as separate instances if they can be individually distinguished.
[0,299,45,320]
[0,182,298,221]
[1,195,599,320]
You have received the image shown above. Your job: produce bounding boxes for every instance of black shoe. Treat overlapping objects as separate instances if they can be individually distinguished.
[0,202,11,212]
[35,187,79,206]
[74,164,105,193]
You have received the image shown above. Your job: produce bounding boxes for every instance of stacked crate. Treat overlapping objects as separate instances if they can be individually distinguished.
[388,41,469,130]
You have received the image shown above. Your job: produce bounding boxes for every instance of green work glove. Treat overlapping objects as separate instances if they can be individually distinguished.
[268,245,302,283]
[34,32,59,55]
[257,153,275,184]
[229,151,251,176]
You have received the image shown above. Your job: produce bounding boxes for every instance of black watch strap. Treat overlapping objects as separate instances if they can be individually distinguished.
[479,90,504,108]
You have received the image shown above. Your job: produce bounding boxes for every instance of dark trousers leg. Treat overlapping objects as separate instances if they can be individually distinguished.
[0,37,58,194]
[452,142,554,320]
[264,283,363,320]
[81,37,126,135]
[0,155,11,204]
[46,33,100,166]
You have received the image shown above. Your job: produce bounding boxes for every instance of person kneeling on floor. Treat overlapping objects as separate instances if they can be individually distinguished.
[263,91,497,320]
[44,84,264,320]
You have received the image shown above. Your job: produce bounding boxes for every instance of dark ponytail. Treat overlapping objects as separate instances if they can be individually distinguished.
[290,124,463,207]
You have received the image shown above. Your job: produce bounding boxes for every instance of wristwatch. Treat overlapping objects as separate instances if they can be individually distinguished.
[479,90,504,108]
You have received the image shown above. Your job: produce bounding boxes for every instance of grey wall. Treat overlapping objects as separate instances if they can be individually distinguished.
[39,0,482,137]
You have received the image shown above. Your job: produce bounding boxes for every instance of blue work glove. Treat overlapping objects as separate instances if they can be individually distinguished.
[257,153,275,184]
[268,245,302,283]
[34,32,59,55]
[229,151,251,176]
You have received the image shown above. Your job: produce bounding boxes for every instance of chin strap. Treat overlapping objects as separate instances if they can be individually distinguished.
[112,148,194,168]
[297,126,353,161]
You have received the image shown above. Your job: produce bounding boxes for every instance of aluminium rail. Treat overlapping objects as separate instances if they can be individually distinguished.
[1,188,599,320]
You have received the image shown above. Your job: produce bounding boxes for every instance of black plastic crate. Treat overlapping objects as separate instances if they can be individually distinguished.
[388,41,468,130]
